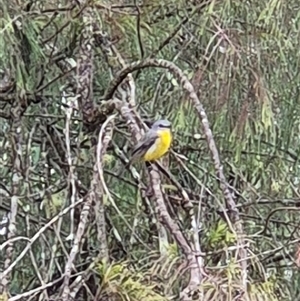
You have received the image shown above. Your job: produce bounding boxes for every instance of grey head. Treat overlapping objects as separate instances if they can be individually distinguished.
[150,119,172,130]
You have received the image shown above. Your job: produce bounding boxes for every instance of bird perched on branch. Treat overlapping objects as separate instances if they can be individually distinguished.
[131,119,172,163]
[120,119,172,175]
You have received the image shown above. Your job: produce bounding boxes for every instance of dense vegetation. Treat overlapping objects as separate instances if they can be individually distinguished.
[1,0,300,300]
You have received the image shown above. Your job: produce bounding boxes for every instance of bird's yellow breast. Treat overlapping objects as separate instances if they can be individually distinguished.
[143,129,172,162]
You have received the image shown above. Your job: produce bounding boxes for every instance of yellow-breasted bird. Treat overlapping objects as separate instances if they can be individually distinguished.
[121,119,172,173]
[131,119,172,162]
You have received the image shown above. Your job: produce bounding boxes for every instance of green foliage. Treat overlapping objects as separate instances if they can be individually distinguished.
[96,261,168,301]
[206,220,236,249]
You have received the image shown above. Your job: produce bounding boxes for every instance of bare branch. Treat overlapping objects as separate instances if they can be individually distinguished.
[149,167,203,300]
[8,276,64,301]
[65,94,78,240]
[95,114,116,261]
[60,197,92,299]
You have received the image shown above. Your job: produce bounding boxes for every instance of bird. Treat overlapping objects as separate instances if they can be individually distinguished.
[131,119,172,162]
[121,119,172,174]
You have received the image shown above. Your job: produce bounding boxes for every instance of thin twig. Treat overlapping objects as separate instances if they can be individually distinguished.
[65,93,78,240]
